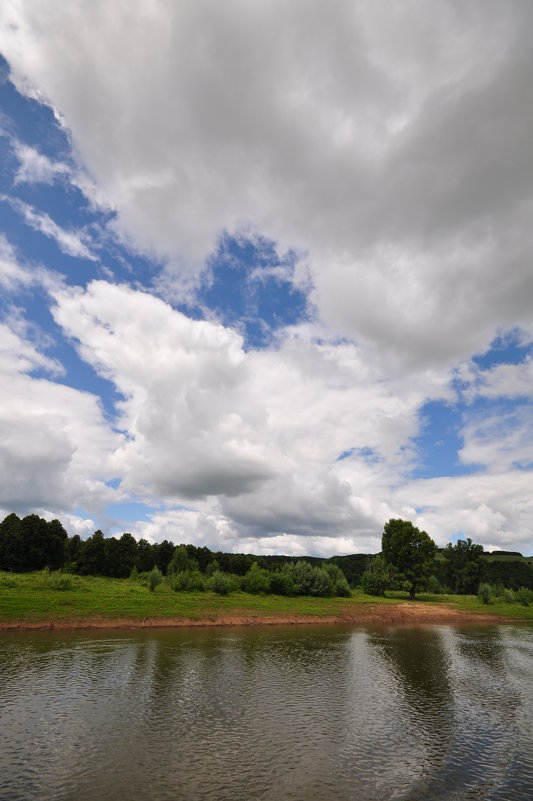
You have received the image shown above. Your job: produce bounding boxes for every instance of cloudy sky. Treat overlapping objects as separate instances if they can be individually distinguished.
[0,1,532,556]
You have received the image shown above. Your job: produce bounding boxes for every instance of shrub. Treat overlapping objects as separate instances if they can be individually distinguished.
[170,569,206,592]
[49,573,75,591]
[269,570,294,596]
[478,582,492,604]
[504,588,515,604]
[286,561,332,596]
[205,559,220,578]
[242,563,271,594]
[129,565,139,581]
[209,570,231,595]
[148,566,163,592]
[361,555,392,597]
[516,587,532,607]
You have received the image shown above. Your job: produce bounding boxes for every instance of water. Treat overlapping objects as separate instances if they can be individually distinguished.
[0,623,532,801]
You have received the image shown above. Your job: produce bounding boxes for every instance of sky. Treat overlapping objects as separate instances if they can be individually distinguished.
[0,1,532,556]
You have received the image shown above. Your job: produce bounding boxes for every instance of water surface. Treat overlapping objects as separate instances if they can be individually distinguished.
[1,623,532,801]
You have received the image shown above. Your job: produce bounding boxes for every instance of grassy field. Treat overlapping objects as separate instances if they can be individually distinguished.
[1,570,532,626]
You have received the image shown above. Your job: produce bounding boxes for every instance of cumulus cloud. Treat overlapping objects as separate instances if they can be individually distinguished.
[49,280,449,545]
[0,320,121,517]
[396,471,533,552]
[1,3,533,553]
[2,1,533,365]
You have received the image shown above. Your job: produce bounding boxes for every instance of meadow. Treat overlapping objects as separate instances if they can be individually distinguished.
[1,570,532,628]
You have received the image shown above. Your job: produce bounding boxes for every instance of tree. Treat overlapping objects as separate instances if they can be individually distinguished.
[381,519,436,599]
[361,554,396,597]
[167,545,198,576]
[443,537,484,594]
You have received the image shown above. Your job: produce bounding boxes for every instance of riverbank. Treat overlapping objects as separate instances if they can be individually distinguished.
[0,602,520,632]
[1,571,530,630]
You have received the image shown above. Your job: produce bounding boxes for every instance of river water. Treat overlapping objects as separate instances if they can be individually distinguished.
[1,623,532,801]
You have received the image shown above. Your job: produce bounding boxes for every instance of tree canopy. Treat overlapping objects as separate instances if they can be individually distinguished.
[381,518,436,599]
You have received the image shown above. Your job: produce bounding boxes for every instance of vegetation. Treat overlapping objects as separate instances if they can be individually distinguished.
[1,571,533,628]
[1,512,532,627]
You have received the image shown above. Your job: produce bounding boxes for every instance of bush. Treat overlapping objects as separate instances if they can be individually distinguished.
[269,570,294,596]
[516,587,532,607]
[286,561,333,596]
[50,573,75,591]
[148,566,163,592]
[361,555,392,597]
[504,588,515,603]
[209,570,231,595]
[478,582,492,604]
[242,563,271,594]
[323,564,349,596]
[129,565,139,581]
[205,559,220,578]
[170,569,206,592]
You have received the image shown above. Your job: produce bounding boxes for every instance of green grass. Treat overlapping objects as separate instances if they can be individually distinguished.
[1,571,532,626]
[0,571,370,624]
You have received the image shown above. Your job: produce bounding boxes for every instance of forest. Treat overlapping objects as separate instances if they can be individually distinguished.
[0,512,532,597]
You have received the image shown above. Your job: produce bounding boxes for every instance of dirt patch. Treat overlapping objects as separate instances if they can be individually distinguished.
[0,602,518,632]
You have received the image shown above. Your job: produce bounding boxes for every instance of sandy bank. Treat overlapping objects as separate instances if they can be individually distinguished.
[0,602,519,632]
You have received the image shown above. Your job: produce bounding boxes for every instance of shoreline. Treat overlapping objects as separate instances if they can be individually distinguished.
[0,602,522,632]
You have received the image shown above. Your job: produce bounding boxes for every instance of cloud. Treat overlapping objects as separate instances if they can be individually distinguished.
[0,233,33,290]
[0,321,121,516]
[2,1,533,364]
[2,196,97,261]
[1,3,533,554]
[49,280,451,545]
[396,470,533,551]
[13,141,70,185]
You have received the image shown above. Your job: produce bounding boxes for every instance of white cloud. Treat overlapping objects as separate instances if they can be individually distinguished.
[13,141,70,185]
[459,407,533,472]
[466,357,533,401]
[0,233,33,290]
[1,3,533,554]
[0,321,121,516]
[2,196,97,261]
[396,471,533,552]
[49,280,451,549]
[2,1,533,363]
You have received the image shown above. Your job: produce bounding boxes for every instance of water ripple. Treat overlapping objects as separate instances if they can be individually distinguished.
[0,624,532,801]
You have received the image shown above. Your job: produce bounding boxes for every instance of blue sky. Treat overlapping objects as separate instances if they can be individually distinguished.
[1,3,533,555]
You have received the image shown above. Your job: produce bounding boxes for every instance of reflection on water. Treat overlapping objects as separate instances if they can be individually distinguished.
[0,623,532,801]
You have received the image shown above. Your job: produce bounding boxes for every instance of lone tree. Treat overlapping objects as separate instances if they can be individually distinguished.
[381,518,436,599]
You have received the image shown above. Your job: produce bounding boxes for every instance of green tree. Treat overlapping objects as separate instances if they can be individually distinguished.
[361,554,395,596]
[443,537,484,594]
[242,562,271,594]
[0,513,24,571]
[381,519,436,599]
[148,565,163,591]
[136,539,156,572]
[167,545,198,576]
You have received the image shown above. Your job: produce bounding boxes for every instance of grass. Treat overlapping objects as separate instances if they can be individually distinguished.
[1,571,532,626]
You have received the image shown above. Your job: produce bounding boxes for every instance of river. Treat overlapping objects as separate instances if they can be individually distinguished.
[1,623,532,801]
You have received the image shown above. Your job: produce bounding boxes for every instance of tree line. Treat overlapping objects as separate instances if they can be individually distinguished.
[0,512,531,595]
[360,518,533,597]
[0,512,350,597]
